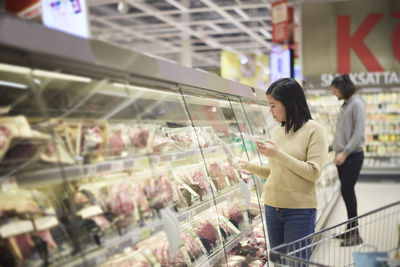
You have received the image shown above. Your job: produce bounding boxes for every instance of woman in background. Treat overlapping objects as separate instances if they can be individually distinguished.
[331,74,366,247]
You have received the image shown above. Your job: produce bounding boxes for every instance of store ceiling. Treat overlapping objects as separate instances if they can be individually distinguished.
[88,0,273,71]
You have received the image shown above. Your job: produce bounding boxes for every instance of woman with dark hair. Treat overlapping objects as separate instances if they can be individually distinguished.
[331,74,365,247]
[236,78,328,257]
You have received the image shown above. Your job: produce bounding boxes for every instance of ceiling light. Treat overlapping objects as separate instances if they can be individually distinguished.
[259,29,272,39]
[165,0,188,12]
[32,70,92,83]
[0,80,28,89]
[234,8,249,20]
[204,38,220,48]
[117,1,129,14]
[240,57,249,65]
[208,23,223,33]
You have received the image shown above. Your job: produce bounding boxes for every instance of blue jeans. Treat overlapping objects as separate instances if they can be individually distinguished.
[265,205,316,260]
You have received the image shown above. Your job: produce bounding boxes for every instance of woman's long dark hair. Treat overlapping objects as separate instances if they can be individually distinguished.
[267,78,312,133]
[331,74,356,99]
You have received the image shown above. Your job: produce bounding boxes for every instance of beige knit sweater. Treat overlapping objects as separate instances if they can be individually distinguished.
[244,120,328,209]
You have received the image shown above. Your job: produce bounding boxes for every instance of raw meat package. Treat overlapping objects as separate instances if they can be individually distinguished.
[208,162,228,190]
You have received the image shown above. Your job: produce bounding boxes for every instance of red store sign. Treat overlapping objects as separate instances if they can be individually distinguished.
[337,12,400,74]
[271,0,290,43]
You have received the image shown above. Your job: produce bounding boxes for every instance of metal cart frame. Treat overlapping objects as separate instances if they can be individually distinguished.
[270,201,400,267]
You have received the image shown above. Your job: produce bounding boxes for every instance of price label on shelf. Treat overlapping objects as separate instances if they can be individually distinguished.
[150,156,160,165]
[139,228,151,239]
[85,164,96,177]
[111,160,124,172]
[0,176,18,191]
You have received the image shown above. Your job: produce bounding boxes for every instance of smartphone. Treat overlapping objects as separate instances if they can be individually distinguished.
[247,135,267,144]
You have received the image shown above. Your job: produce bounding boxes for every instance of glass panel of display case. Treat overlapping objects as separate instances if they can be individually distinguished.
[0,63,81,266]
[241,100,277,140]
[181,89,267,266]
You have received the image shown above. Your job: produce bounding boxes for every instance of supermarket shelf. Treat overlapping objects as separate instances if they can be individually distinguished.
[361,167,400,176]
[15,143,241,187]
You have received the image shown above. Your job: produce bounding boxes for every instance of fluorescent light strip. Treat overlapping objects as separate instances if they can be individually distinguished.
[0,63,30,74]
[32,69,92,83]
[0,80,28,89]
[165,0,188,12]
[112,83,179,96]
[208,23,223,33]
[234,8,250,20]
[259,29,272,39]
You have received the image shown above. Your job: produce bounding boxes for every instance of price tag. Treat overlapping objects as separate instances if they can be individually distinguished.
[176,151,186,160]
[124,159,134,169]
[111,160,124,172]
[85,165,96,177]
[161,154,172,162]
[0,176,18,191]
[150,156,160,165]
[139,228,151,239]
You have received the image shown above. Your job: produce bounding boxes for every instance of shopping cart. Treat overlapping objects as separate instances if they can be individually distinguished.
[270,201,400,267]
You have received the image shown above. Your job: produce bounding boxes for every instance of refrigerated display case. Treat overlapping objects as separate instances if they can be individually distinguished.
[0,14,338,267]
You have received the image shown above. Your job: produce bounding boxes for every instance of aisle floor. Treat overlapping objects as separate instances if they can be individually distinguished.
[325,178,400,227]
[309,178,400,266]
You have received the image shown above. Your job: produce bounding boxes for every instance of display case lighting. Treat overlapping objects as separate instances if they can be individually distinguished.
[0,63,30,74]
[234,7,250,20]
[32,70,92,83]
[165,0,188,12]
[0,80,28,89]
[112,82,179,96]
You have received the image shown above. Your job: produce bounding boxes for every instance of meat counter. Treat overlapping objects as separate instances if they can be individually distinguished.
[0,13,337,267]
[0,14,269,267]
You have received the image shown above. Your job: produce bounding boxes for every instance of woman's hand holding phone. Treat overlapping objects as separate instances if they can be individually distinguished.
[256,140,278,157]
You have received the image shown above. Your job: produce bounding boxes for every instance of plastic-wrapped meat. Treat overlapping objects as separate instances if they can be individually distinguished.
[192,169,209,193]
[109,131,125,156]
[219,222,233,240]
[44,142,55,156]
[256,246,266,258]
[82,126,103,153]
[181,232,202,260]
[180,173,192,185]
[208,163,227,190]
[131,182,152,218]
[228,204,244,226]
[159,175,173,203]
[35,230,57,250]
[146,175,173,210]
[195,220,218,247]
[131,261,150,267]
[248,203,260,217]
[225,255,246,267]
[0,126,11,150]
[174,183,188,208]
[223,162,239,183]
[153,240,186,267]
[91,215,111,230]
[110,184,134,215]
[249,260,264,267]
[74,191,90,204]
[130,128,149,149]
[14,234,34,259]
